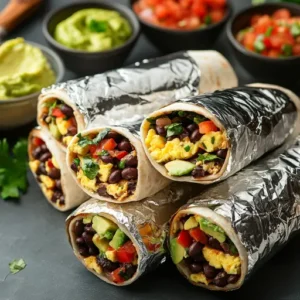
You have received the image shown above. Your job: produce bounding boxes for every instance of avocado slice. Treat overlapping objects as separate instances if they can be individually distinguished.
[165,160,195,176]
[92,216,118,236]
[83,216,92,224]
[170,238,185,264]
[198,217,226,243]
[184,216,198,230]
[109,228,128,250]
[92,234,109,252]
[49,122,61,140]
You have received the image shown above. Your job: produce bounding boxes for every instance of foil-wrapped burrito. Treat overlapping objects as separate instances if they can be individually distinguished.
[169,136,300,291]
[65,183,205,286]
[37,51,237,152]
[141,84,298,184]
[28,128,88,211]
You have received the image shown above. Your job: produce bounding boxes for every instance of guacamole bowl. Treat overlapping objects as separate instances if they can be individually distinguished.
[43,1,140,75]
[0,41,64,130]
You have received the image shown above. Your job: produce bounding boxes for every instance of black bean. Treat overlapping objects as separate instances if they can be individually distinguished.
[97,186,109,197]
[124,155,138,167]
[55,180,62,190]
[36,163,47,175]
[183,256,193,266]
[106,131,122,142]
[82,232,94,246]
[220,242,230,253]
[76,237,85,246]
[188,242,203,259]
[74,220,85,237]
[67,126,77,136]
[189,263,203,273]
[39,152,52,162]
[89,245,99,256]
[51,190,63,203]
[59,199,65,206]
[70,162,78,172]
[227,274,240,284]
[128,181,136,195]
[48,168,60,179]
[187,123,198,133]
[123,264,137,279]
[32,147,42,159]
[203,263,218,279]
[40,144,48,152]
[85,225,96,234]
[190,129,202,143]
[78,246,89,257]
[118,140,132,152]
[156,126,166,137]
[208,237,222,250]
[108,170,122,184]
[60,104,74,117]
[101,155,114,164]
[97,256,119,272]
[192,166,206,178]
[121,168,138,180]
[213,271,228,287]
[179,128,189,140]
[216,149,227,159]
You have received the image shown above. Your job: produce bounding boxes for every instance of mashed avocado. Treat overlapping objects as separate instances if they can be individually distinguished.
[54,8,132,52]
[0,38,56,100]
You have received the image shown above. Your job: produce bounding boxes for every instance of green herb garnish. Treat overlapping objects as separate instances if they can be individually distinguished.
[197,153,219,162]
[229,242,238,256]
[211,136,215,144]
[204,15,212,25]
[77,134,93,147]
[178,111,186,117]
[200,218,225,234]
[0,139,28,200]
[93,128,110,144]
[193,116,206,124]
[49,101,57,116]
[146,117,157,124]
[291,23,300,37]
[254,35,265,52]
[102,230,115,240]
[89,19,108,33]
[100,150,109,156]
[202,142,207,149]
[282,44,293,56]
[165,123,183,138]
[118,160,126,169]
[265,26,273,37]
[184,145,191,152]
[9,258,26,274]
[82,157,99,180]
[73,158,80,166]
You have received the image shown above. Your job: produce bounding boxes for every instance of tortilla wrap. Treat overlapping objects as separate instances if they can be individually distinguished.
[28,128,89,211]
[141,84,298,184]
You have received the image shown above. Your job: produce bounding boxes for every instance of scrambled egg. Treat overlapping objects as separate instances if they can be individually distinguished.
[203,246,241,275]
[63,135,74,146]
[40,175,55,189]
[106,250,118,262]
[106,180,128,201]
[196,160,222,175]
[84,256,102,274]
[41,183,54,200]
[99,161,113,183]
[190,273,210,285]
[56,117,70,135]
[200,132,227,153]
[52,157,60,169]
[69,141,90,155]
[29,160,40,173]
[77,169,97,191]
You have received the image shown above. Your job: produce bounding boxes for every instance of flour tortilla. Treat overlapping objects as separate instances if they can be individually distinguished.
[140,83,299,184]
[28,128,89,211]
[170,206,248,291]
[67,127,170,203]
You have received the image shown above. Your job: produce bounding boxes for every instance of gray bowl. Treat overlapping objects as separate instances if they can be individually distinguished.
[0,41,65,129]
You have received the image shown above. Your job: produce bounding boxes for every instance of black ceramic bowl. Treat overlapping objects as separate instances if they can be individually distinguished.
[130,0,232,53]
[227,3,300,88]
[43,1,140,75]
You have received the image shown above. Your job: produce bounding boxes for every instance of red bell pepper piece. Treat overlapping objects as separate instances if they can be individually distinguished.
[111,267,125,284]
[32,137,44,147]
[47,159,54,169]
[116,241,137,263]
[199,120,219,134]
[177,230,193,248]
[52,108,66,118]
[189,227,208,245]
[115,151,128,160]
[102,138,117,151]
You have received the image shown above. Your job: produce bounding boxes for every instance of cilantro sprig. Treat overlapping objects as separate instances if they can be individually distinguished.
[77,128,110,148]
[197,153,219,162]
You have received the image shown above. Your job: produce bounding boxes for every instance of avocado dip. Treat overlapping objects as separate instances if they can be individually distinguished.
[0,38,56,100]
[54,8,132,52]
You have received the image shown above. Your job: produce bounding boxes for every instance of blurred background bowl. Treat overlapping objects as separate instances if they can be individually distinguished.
[130,0,232,53]
[43,1,140,75]
[0,41,64,130]
[227,2,300,88]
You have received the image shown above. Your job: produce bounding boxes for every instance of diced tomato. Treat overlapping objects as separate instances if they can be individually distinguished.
[47,159,54,168]
[263,37,272,48]
[155,4,169,19]
[254,15,273,34]
[180,0,193,8]
[273,25,290,35]
[116,241,137,263]
[185,17,201,29]
[111,268,125,284]
[192,3,207,18]
[270,32,294,49]
[293,44,300,55]
[210,9,225,23]
[32,137,44,147]
[272,8,291,20]
[251,14,261,26]
[145,0,162,5]
[243,32,256,50]
[52,108,66,118]
[267,49,281,58]
[115,151,128,160]
[199,120,219,134]
[102,138,117,151]
[90,145,98,158]
[189,227,208,244]
[177,230,193,248]
[204,0,226,9]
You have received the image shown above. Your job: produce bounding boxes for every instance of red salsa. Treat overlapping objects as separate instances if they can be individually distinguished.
[237,9,300,58]
[133,0,227,30]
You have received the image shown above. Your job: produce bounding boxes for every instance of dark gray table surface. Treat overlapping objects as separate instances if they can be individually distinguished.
[1,0,300,299]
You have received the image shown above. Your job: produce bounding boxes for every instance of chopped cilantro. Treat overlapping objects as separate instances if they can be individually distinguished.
[265,26,273,37]
[93,128,110,144]
[282,44,293,56]
[82,157,99,180]
[204,15,212,25]
[118,160,126,169]
[100,150,109,156]
[193,116,206,124]
[102,230,115,240]
[73,158,80,166]
[211,136,215,144]
[202,142,207,149]
[197,153,219,162]
[178,111,186,117]
[165,123,183,138]
[9,258,26,274]
[291,22,300,37]
[88,19,108,32]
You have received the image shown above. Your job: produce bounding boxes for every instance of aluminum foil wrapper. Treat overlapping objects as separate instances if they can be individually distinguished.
[43,52,200,127]
[178,86,298,182]
[66,183,205,283]
[180,135,300,284]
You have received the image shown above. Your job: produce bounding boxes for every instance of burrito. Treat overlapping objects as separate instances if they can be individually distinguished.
[169,136,300,291]
[37,51,237,152]
[141,84,298,183]
[28,128,88,211]
[67,126,169,203]
[65,183,205,285]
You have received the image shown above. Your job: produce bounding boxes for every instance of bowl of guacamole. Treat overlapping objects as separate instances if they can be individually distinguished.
[43,1,140,75]
[0,38,65,129]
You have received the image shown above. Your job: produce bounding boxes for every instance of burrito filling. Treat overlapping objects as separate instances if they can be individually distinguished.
[170,214,241,288]
[41,99,77,147]
[145,111,228,178]
[72,215,138,284]
[69,129,137,201]
[29,136,64,207]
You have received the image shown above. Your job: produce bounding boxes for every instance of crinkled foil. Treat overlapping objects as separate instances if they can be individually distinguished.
[180,135,300,282]
[66,183,205,282]
[179,86,297,181]
[44,52,200,127]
